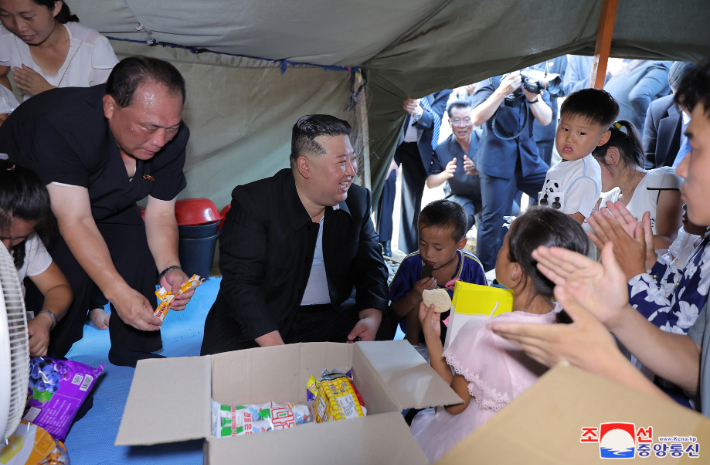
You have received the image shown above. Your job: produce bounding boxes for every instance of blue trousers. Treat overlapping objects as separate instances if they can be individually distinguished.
[476,161,548,271]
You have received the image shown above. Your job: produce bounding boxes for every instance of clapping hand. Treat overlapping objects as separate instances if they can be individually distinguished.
[403,98,423,118]
[587,201,656,279]
[443,158,457,179]
[463,155,478,175]
[13,65,55,96]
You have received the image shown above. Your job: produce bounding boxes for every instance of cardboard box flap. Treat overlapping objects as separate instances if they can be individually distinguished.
[355,341,462,411]
[206,411,430,465]
[116,356,212,446]
[436,363,710,464]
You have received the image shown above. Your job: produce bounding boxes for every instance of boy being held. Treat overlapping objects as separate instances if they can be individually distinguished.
[389,200,486,345]
[539,88,619,223]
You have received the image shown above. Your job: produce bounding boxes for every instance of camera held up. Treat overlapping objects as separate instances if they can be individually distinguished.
[503,69,562,107]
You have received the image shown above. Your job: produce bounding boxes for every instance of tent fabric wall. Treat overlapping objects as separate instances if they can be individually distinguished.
[72,0,448,66]
[108,40,353,208]
[362,0,710,205]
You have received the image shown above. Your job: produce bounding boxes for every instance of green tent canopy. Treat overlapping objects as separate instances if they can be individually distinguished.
[36,0,710,207]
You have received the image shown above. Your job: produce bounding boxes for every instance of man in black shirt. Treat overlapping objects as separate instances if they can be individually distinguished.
[201,115,388,355]
[0,56,195,367]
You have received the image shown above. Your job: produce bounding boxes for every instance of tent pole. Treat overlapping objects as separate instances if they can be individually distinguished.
[355,74,372,191]
[589,0,618,89]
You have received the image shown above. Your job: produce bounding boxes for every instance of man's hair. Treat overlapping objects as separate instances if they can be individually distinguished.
[668,62,697,90]
[106,56,186,108]
[446,100,472,119]
[418,200,467,242]
[290,115,352,164]
[560,88,619,127]
[675,60,710,118]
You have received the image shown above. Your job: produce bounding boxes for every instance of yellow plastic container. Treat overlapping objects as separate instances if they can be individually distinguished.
[451,281,514,317]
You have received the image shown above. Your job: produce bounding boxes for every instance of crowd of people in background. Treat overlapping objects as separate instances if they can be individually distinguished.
[378,56,686,270]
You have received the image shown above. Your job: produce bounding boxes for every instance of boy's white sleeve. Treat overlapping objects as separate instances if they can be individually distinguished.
[561,175,601,217]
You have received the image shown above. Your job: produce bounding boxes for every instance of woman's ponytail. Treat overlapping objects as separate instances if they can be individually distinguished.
[32,1,80,24]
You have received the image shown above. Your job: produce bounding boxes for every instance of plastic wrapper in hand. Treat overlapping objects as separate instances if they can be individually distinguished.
[1,421,70,465]
[23,357,103,441]
[154,274,205,321]
[211,401,312,438]
[307,368,366,423]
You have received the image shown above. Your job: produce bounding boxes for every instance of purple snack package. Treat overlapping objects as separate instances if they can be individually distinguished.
[23,356,104,440]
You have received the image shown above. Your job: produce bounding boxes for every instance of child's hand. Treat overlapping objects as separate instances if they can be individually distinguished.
[418,301,441,343]
[412,277,437,301]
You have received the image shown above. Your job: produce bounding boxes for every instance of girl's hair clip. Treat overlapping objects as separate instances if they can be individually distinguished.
[6,164,15,171]
[612,121,623,130]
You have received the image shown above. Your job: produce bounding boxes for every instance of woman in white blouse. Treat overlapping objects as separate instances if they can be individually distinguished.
[0,0,119,326]
[0,0,118,109]
[593,120,683,250]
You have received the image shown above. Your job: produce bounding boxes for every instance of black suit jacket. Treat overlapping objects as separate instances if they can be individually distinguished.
[398,90,453,172]
[201,169,388,354]
[643,95,682,168]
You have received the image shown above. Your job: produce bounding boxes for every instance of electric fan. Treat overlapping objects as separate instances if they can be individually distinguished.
[0,241,30,441]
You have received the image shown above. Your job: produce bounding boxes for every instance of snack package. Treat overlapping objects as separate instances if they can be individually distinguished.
[211,401,312,438]
[307,368,366,423]
[23,357,103,441]
[0,422,69,465]
[154,274,205,321]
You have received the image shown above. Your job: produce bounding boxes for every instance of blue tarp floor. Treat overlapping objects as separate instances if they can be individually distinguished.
[62,278,221,465]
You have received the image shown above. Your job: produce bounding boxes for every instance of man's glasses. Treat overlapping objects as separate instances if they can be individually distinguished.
[451,118,471,125]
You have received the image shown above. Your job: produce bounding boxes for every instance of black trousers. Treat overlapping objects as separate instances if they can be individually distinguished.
[33,208,161,357]
[376,168,397,243]
[536,139,554,167]
[200,304,358,354]
[397,142,427,254]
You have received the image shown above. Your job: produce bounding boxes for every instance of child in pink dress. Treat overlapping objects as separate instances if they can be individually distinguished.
[410,208,589,462]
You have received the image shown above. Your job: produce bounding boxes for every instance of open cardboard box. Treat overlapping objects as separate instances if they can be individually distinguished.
[116,341,462,465]
[438,363,710,464]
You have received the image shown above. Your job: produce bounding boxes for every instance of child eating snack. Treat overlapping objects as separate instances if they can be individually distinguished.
[389,200,486,345]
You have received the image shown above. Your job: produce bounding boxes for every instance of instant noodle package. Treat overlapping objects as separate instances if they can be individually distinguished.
[117,341,462,465]
[307,369,366,423]
[154,274,205,321]
[0,422,69,465]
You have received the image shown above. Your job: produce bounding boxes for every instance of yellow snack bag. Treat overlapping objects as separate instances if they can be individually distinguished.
[154,274,205,321]
[314,376,365,423]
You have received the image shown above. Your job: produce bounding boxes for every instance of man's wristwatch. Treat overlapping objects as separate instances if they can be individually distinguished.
[38,309,57,331]
[158,265,182,284]
[528,97,540,104]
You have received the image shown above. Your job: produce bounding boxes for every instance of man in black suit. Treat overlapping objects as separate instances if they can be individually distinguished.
[376,91,452,255]
[643,62,697,168]
[201,115,389,355]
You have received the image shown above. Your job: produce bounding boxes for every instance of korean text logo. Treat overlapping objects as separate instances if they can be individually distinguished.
[580,423,699,459]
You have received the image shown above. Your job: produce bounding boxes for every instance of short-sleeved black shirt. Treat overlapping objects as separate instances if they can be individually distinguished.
[0,84,188,222]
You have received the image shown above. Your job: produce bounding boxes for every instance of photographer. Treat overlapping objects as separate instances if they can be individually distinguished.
[470,72,553,271]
